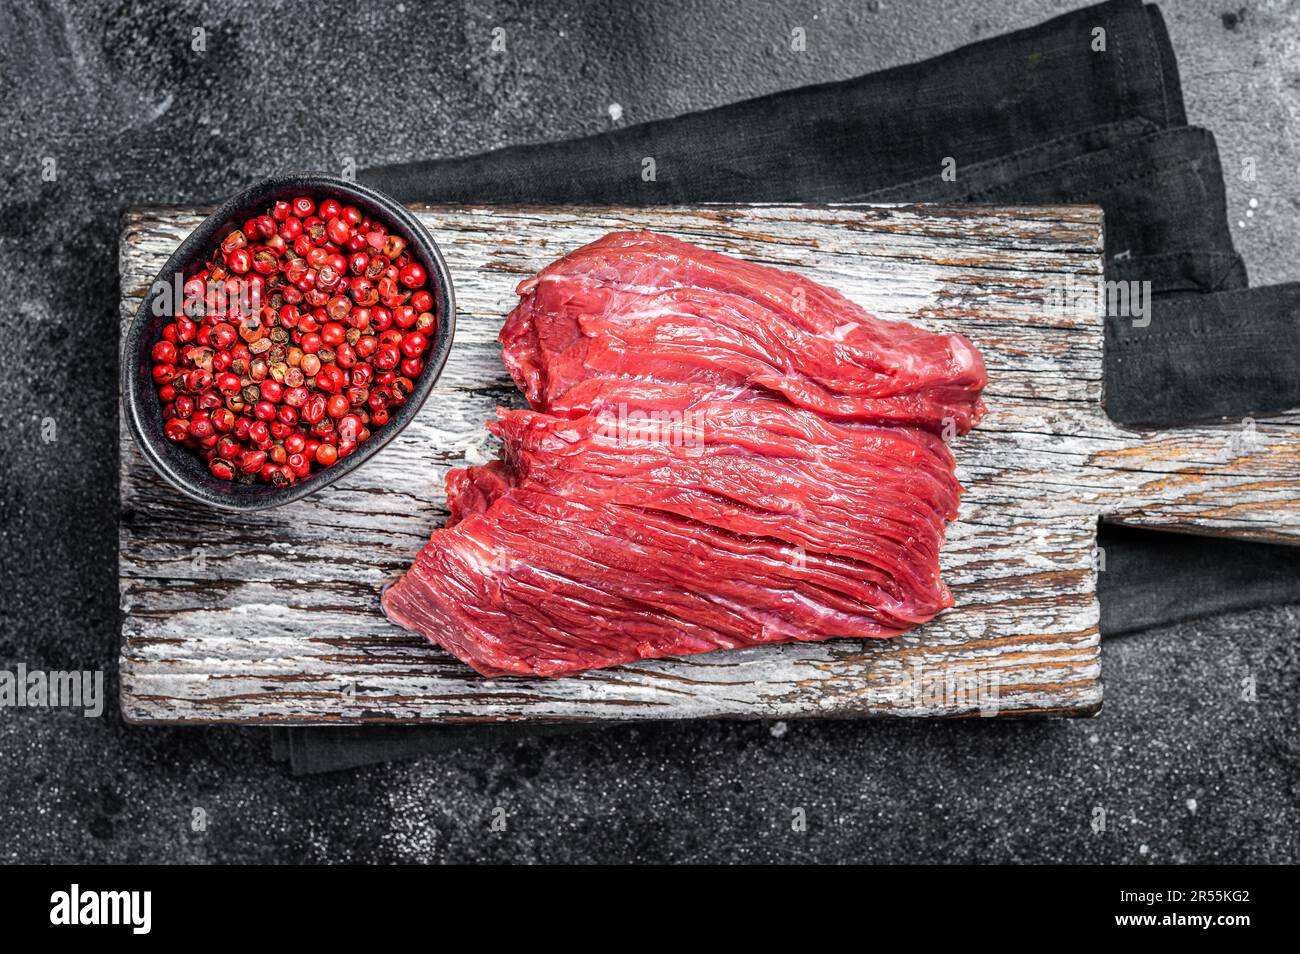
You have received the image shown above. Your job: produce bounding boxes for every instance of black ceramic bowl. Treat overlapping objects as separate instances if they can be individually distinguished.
[122,174,456,511]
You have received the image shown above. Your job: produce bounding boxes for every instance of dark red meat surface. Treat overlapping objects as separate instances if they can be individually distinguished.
[382,231,987,677]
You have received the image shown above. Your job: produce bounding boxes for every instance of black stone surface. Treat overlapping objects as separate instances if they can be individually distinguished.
[1,0,1296,863]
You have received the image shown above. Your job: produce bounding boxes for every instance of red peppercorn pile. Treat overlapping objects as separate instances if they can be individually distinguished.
[151,197,437,486]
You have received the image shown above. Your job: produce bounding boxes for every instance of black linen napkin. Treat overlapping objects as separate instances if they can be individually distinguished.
[365,0,1182,207]
[272,0,1300,773]
[1109,284,1300,425]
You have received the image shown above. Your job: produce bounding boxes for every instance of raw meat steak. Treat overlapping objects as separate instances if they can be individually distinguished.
[383,231,987,677]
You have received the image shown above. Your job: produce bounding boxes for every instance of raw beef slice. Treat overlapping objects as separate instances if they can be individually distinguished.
[382,231,987,677]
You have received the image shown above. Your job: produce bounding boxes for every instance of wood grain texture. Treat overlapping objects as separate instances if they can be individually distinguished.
[118,203,1300,725]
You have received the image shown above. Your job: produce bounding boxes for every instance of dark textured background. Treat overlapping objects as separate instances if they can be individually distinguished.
[1,0,1297,863]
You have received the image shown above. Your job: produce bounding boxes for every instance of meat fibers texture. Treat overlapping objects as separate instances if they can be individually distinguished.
[382,231,987,677]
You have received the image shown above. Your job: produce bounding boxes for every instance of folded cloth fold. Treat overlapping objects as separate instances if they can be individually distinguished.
[270,723,592,775]
[272,0,1300,773]
[869,125,1248,299]
[1099,523,1300,636]
[1107,284,1300,424]
[364,0,1181,205]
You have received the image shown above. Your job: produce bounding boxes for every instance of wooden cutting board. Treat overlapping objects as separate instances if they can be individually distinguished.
[118,203,1300,724]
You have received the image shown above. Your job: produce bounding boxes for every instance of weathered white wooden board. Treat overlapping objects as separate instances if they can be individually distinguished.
[118,203,1300,724]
